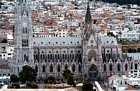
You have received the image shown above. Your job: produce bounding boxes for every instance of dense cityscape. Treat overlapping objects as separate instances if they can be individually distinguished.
[0,0,140,91]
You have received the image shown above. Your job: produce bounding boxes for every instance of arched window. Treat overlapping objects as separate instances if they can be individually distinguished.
[125,64,128,71]
[55,54,57,59]
[64,54,67,59]
[57,65,60,72]
[63,54,65,59]
[117,64,121,71]
[104,64,106,72]
[50,65,53,72]
[109,64,112,71]
[57,54,60,59]
[43,54,45,59]
[72,64,75,72]
[72,54,74,59]
[131,63,133,69]
[48,54,50,59]
[40,54,43,59]
[42,65,45,72]
[65,64,68,69]
[135,63,138,70]
[78,65,82,73]
[35,65,38,72]
[50,54,52,59]
[24,54,28,62]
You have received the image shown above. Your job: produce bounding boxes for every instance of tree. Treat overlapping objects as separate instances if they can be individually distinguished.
[63,68,72,80]
[67,75,76,87]
[19,65,37,83]
[63,68,75,87]
[10,74,19,83]
[88,64,98,81]
[82,81,93,91]
[107,32,115,37]
[45,76,56,84]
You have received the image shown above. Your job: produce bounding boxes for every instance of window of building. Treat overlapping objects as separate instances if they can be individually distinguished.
[72,64,75,72]
[8,53,11,55]
[65,64,68,69]
[35,65,38,72]
[78,65,82,73]
[104,64,106,72]
[131,63,133,69]
[22,39,28,47]
[125,64,128,71]
[117,64,121,71]
[50,65,53,72]
[135,63,138,70]
[24,54,28,62]
[42,65,45,72]
[22,27,28,34]
[57,65,60,72]
[109,64,112,71]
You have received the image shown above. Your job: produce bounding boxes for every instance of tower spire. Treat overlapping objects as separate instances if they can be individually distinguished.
[14,0,33,74]
[85,2,92,24]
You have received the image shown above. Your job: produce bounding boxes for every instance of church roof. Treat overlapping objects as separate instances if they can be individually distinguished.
[33,37,81,47]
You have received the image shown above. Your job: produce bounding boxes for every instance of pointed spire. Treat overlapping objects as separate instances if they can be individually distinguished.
[85,2,92,24]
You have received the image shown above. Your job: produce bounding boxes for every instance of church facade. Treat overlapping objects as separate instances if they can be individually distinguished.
[13,0,138,81]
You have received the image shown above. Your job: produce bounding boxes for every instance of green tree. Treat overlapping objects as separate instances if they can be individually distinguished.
[63,68,75,87]
[10,74,19,83]
[67,75,76,87]
[45,76,56,84]
[107,32,115,37]
[82,81,93,91]
[19,65,37,83]
[63,68,72,80]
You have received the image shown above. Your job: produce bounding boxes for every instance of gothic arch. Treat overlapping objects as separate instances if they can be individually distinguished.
[35,65,38,72]
[42,65,46,72]
[78,64,82,73]
[131,63,133,69]
[135,63,138,70]
[125,64,128,71]
[57,64,61,72]
[103,64,106,72]
[87,50,96,63]
[24,54,28,62]
[88,64,98,81]
[117,63,121,71]
[65,64,68,69]
[72,64,76,72]
[50,64,53,72]
[109,64,113,71]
